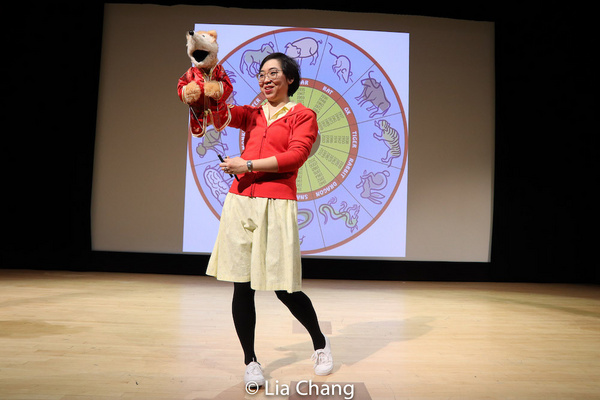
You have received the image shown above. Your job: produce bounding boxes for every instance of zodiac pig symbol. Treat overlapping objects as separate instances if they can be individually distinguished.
[284,37,321,66]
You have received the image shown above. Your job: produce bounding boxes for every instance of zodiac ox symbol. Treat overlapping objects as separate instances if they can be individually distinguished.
[355,71,391,118]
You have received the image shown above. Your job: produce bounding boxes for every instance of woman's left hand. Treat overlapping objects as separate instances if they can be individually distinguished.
[220,156,247,175]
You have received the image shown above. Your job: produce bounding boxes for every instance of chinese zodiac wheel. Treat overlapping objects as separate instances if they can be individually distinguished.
[188,27,408,254]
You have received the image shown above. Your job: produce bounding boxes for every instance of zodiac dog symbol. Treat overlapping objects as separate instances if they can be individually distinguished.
[239,42,275,76]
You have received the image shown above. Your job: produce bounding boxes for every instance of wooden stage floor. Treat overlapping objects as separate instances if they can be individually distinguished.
[1,269,598,399]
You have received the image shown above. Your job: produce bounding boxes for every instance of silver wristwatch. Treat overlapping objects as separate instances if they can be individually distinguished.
[247,160,253,172]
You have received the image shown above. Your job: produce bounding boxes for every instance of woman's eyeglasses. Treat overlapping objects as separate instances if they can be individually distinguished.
[256,69,282,82]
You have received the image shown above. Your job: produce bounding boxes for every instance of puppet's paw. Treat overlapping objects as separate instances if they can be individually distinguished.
[183,81,202,104]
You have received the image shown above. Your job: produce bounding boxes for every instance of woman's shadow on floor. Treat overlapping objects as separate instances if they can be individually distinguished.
[206,316,435,400]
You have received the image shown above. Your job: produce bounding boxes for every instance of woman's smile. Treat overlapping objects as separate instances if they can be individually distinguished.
[259,59,293,106]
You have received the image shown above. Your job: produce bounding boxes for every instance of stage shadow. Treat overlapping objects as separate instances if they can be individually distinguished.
[205,317,434,399]
[272,317,434,369]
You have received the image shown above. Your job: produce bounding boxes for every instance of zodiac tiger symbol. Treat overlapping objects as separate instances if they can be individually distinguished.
[373,119,401,167]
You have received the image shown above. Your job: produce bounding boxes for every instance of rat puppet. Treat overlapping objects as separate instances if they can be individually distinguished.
[177,29,233,137]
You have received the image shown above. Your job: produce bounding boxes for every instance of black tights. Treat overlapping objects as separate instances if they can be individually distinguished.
[232,282,326,365]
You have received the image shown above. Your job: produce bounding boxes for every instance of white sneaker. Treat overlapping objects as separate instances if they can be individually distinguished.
[244,361,265,388]
[311,335,333,375]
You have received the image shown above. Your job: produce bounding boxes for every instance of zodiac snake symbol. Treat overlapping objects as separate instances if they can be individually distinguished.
[318,197,360,232]
[297,208,314,246]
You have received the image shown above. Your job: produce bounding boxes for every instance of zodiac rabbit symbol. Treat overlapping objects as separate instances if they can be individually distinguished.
[356,169,390,204]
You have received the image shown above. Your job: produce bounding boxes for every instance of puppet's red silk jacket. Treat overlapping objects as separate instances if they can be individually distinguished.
[177,64,233,136]
[228,104,318,201]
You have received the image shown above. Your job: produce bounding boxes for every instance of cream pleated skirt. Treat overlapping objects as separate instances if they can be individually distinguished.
[206,193,302,293]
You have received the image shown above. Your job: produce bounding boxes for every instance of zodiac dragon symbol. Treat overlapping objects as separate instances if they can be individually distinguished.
[318,197,360,232]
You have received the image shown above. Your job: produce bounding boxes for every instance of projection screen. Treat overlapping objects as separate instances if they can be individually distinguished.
[92,4,494,262]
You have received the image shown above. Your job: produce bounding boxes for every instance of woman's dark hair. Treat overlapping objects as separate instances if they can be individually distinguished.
[259,52,301,96]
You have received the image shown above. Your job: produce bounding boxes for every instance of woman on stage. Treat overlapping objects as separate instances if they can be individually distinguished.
[206,52,333,387]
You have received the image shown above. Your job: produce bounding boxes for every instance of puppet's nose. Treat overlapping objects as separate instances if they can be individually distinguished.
[188,31,195,36]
